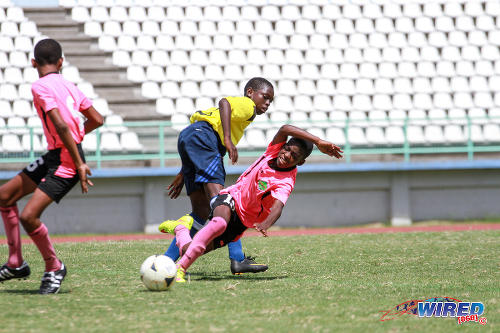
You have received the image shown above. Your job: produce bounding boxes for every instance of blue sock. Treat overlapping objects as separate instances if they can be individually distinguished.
[227,239,245,261]
[164,237,180,261]
[164,212,205,261]
[189,212,205,229]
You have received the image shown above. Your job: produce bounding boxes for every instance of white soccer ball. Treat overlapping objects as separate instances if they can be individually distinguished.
[140,255,177,291]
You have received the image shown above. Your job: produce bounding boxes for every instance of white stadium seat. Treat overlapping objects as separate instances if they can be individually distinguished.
[120,131,143,151]
[2,133,23,153]
[23,0,493,151]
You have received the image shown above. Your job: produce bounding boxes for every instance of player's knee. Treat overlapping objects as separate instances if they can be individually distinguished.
[19,210,36,228]
[0,187,15,207]
[209,217,227,237]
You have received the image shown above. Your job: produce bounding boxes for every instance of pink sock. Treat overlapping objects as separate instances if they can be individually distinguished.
[178,217,227,271]
[174,225,192,256]
[1,205,23,268]
[28,223,61,272]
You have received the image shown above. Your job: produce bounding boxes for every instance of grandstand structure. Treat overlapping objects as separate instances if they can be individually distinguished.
[2,0,500,230]
[1,0,500,164]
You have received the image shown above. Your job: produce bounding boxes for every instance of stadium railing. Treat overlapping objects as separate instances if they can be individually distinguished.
[1,115,500,168]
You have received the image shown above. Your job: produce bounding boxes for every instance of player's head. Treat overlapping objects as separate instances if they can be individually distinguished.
[32,38,63,69]
[276,137,314,169]
[244,77,274,115]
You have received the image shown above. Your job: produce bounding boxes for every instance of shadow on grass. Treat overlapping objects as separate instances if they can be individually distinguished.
[189,271,288,281]
[0,289,71,295]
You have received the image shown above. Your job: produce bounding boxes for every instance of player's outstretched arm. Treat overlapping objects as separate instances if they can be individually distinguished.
[48,108,93,193]
[81,105,104,134]
[219,98,238,164]
[166,172,184,199]
[254,200,284,237]
[272,124,343,159]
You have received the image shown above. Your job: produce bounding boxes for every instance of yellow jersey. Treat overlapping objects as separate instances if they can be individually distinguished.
[190,96,256,147]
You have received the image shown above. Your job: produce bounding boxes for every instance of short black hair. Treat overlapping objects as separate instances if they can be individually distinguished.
[34,38,62,66]
[288,137,314,160]
[244,77,273,96]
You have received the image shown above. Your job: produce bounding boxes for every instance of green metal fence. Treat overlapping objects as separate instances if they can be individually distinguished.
[2,117,500,168]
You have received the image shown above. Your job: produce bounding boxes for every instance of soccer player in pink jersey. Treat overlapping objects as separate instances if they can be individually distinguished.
[0,39,103,294]
[160,124,343,282]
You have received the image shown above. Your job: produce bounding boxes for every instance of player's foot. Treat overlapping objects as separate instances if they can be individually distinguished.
[39,262,67,295]
[230,256,268,275]
[176,264,186,283]
[159,214,194,234]
[0,261,31,282]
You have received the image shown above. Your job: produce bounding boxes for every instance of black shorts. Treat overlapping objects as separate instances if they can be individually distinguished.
[209,193,248,250]
[22,144,85,203]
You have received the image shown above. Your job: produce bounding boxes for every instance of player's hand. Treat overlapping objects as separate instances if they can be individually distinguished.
[226,140,238,164]
[316,139,343,159]
[166,172,184,199]
[77,163,93,194]
[254,221,273,237]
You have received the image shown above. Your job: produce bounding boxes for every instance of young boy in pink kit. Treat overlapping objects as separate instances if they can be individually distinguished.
[0,39,103,294]
[160,124,343,282]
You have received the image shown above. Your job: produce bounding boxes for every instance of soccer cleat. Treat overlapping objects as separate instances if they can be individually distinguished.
[159,214,194,234]
[230,256,268,275]
[39,262,67,295]
[176,264,186,283]
[0,261,31,282]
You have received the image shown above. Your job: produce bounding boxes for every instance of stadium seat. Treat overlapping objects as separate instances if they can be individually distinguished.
[406,125,426,145]
[141,81,161,99]
[468,108,488,124]
[0,100,13,118]
[434,16,453,33]
[309,109,329,128]
[13,100,33,117]
[469,124,484,142]
[21,133,44,152]
[120,131,143,151]
[246,128,266,148]
[0,84,17,101]
[4,67,23,84]
[347,126,367,146]
[432,92,453,109]
[7,116,27,134]
[424,125,445,144]
[456,16,475,32]
[194,97,213,111]
[2,133,23,153]
[448,108,467,125]
[9,51,28,67]
[444,2,463,17]
[326,127,346,145]
[454,92,474,109]
[105,114,127,133]
[444,124,466,144]
[388,109,406,125]
[164,65,184,82]
[269,111,288,125]
[428,108,448,125]
[408,109,427,126]
[100,132,122,152]
[155,97,176,117]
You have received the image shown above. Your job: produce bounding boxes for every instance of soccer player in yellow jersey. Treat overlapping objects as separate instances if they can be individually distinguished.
[160,77,274,274]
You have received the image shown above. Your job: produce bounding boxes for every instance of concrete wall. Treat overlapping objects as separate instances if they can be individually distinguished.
[1,160,500,235]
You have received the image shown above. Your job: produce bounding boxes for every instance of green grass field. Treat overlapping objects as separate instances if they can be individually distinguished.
[1,230,498,332]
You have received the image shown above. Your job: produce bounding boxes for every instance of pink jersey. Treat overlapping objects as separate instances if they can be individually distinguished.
[31,73,92,177]
[221,141,297,228]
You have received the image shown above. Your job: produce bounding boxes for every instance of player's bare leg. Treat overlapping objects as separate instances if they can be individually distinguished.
[0,173,37,282]
[21,189,66,294]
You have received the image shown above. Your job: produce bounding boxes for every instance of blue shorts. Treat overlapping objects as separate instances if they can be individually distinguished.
[178,121,226,195]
